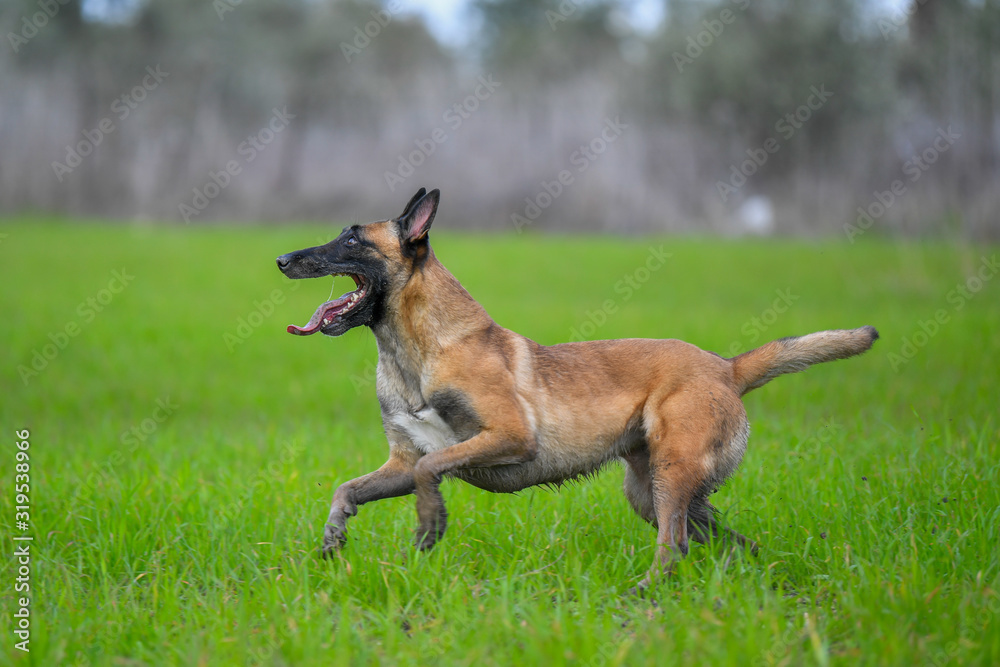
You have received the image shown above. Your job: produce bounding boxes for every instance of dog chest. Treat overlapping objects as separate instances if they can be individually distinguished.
[390,407,461,453]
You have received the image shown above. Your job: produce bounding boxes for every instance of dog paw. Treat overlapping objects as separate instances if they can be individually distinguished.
[319,524,347,558]
[413,530,437,551]
[412,505,447,551]
[628,575,652,597]
[625,584,661,605]
[627,573,668,598]
[626,584,648,598]
[632,560,678,591]
[413,524,445,551]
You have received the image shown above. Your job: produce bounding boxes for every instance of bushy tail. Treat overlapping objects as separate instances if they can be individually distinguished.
[730,326,879,396]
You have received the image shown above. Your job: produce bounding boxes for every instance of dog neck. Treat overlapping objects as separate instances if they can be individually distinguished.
[371,250,493,370]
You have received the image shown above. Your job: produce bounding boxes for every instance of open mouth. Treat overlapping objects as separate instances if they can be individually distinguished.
[287,274,368,336]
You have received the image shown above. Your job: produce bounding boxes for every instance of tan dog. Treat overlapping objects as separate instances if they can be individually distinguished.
[276,188,878,585]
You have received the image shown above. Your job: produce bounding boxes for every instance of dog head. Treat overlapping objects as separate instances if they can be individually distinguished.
[276,188,440,337]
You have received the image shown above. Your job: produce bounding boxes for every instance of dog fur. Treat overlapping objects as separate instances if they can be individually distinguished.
[276,188,878,586]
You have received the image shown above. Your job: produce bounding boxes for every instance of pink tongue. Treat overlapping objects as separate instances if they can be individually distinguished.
[287,296,349,336]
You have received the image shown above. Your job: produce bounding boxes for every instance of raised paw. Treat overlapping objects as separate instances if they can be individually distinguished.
[319,523,347,558]
[413,515,446,551]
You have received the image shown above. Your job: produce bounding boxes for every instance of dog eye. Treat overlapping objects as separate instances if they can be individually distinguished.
[345,235,357,246]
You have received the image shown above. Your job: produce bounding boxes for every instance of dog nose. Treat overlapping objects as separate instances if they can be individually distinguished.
[276,254,292,270]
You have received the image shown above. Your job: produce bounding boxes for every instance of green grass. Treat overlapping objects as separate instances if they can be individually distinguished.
[1,222,998,666]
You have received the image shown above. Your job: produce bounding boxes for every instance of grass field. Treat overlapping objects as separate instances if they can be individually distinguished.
[2,222,998,666]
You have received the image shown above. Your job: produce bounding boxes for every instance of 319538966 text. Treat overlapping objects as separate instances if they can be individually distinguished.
[12,429,32,653]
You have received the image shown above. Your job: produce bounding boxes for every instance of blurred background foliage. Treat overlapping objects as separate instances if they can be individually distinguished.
[1,0,997,237]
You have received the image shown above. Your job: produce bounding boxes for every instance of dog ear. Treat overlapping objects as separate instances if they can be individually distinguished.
[398,188,427,220]
[398,188,439,243]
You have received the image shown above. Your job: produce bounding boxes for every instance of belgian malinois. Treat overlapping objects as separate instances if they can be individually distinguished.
[276,188,878,586]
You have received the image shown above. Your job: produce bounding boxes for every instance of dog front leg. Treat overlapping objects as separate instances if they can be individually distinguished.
[322,453,417,557]
[411,430,536,550]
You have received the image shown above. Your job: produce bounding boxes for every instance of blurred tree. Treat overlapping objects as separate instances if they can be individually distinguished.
[901,0,1000,172]
[474,0,624,82]
[0,0,996,236]
[640,0,897,185]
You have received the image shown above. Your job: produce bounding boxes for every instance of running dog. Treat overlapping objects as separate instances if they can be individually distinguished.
[276,188,878,586]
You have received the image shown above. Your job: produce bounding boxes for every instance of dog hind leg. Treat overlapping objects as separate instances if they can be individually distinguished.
[638,457,700,588]
[623,450,757,558]
[635,393,731,588]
